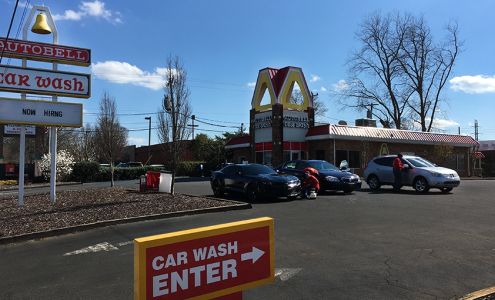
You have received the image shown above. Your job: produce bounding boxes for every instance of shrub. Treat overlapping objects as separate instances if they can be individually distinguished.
[71,161,100,182]
[172,161,206,176]
[39,150,75,182]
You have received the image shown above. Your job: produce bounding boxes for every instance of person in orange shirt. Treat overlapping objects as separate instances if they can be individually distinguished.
[393,153,404,191]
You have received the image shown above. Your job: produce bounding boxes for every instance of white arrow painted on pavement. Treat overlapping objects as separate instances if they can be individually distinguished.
[241,247,264,263]
[275,268,302,281]
[63,242,119,256]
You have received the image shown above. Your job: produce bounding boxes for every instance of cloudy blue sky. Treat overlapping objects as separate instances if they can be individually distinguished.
[1,0,495,146]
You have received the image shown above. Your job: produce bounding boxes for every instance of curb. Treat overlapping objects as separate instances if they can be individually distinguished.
[0,196,251,245]
[0,182,82,191]
[460,286,495,300]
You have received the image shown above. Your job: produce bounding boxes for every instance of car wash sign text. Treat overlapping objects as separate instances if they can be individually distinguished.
[0,65,90,98]
[134,217,274,300]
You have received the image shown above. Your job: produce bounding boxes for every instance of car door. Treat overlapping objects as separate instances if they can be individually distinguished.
[222,166,238,191]
[374,157,394,184]
[401,158,415,185]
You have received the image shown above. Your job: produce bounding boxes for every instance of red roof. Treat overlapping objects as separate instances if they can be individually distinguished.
[306,124,478,147]
[226,135,250,146]
[261,66,296,98]
[474,151,485,159]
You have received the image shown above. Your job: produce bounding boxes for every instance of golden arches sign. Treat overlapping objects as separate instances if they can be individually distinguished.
[251,67,312,112]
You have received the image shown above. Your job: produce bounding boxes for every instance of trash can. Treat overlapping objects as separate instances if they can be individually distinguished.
[139,175,146,192]
[159,171,172,193]
[145,171,161,190]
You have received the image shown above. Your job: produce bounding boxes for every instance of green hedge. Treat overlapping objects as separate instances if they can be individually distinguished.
[70,161,206,182]
[71,161,100,182]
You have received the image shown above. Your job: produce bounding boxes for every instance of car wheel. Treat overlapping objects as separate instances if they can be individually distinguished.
[212,180,224,196]
[343,188,353,194]
[367,175,381,191]
[246,184,258,202]
[441,187,453,193]
[413,177,430,193]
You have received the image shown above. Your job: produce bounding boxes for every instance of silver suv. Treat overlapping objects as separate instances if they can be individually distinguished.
[363,155,461,193]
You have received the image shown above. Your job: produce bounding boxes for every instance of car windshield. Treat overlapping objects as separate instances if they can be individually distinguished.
[406,157,436,168]
[242,164,276,175]
[307,161,340,171]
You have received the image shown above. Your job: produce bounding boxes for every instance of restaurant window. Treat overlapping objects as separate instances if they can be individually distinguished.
[348,151,361,168]
[256,151,272,165]
[336,150,361,168]
[316,150,325,160]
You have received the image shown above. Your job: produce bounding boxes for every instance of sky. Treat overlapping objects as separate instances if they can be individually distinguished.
[1,0,495,146]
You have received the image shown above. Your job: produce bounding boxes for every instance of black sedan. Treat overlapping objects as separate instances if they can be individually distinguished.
[278,160,362,193]
[210,163,301,201]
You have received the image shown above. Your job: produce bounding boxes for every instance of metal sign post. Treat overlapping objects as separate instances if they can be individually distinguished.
[19,6,59,204]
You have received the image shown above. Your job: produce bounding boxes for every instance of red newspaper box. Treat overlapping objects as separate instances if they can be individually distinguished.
[146,171,161,190]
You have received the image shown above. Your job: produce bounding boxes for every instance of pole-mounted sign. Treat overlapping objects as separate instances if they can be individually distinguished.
[134,217,275,300]
[0,37,91,66]
[0,97,82,127]
[0,64,90,98]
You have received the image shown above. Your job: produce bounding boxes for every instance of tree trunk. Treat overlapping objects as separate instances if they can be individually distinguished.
[110,161,115,187]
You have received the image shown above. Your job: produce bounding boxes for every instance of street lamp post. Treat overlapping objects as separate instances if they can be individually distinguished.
[145,117,151,164]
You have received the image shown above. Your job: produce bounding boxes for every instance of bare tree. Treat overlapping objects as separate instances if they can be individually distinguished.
[289,90,327,120]
[311,93,328,120]
[340,13,460,131]
[398,16,459,131]
[341,13,410,129]
[58,124,96,162]
[157,55,192,194]
[94,93,128,186]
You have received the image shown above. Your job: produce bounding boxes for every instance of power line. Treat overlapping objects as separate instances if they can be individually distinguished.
[59,126,228,134]
[0,0,20,65]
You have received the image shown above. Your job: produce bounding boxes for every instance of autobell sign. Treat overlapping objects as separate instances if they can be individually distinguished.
[0,64,90,98]
[0,97,82,127]
[134,217,274,299]
[0,37,91,66]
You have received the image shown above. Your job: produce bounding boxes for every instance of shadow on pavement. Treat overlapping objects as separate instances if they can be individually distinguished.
[205,192,309,205]
[175,177,211,183]
[360,187,452,195]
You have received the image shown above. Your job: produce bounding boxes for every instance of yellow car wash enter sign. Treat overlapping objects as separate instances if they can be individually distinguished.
[134,217,275,300]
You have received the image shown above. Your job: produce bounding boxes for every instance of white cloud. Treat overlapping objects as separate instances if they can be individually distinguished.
[128,136,145,146]
[55,10,83,21]
[433,118,459,129]
[333,79,349,92]
[450,75,495,94]
[247,82,256,88]
[53,1,121,24]
[310,74,321,82]
[320,86,327,92]
[92,61,174,90]
[424,118,459,129]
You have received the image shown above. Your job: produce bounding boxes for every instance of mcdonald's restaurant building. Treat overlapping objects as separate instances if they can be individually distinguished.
[225,66,479,177]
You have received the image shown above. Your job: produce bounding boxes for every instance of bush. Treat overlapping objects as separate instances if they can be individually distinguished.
[71,161,100,182]
[39,150,75,182]
[67,161,205,183]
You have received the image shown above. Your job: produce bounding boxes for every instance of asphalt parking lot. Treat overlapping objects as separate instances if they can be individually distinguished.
[1,179,495,299]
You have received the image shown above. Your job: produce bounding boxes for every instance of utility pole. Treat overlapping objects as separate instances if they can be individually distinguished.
[458,126,461,135]
[188,115,198,140]
[144,116,151,164]
[474,119,479,141]
[240,123,245,134]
